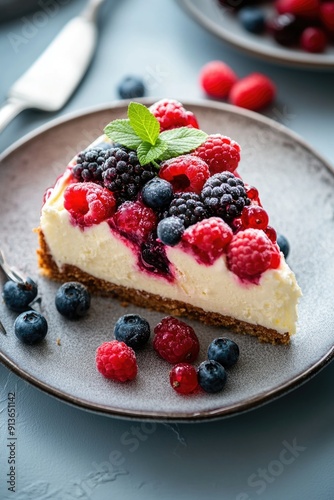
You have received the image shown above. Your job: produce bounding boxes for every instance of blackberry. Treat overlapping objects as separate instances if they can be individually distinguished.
[163,192,207,228]
[102,146,155,203]
[72,147,108,183]
[201,171,250,224]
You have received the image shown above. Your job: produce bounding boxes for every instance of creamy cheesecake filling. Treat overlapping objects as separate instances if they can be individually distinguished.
[40,170,301,335]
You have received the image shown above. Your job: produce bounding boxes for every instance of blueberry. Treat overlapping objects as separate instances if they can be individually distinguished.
[14,311,48,345]
[142,178,174,210]
[55,282,91,319]
[157,217,185,246]
[207,337,239,368]
[238,7,266,34]
[197,360,227,393]
[114,314,150,350]
[117,76,146,99]
[2,278,38,312]
[277,234,290,259]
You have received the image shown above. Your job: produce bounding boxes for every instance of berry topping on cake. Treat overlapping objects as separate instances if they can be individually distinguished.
[241,205,269,230]
[64,182,116,227]
[159,154,210,194]
[181,217,233,264]
[140,232,172,277]
[197,360,227,393]
[170,363,199,394]
[201,172,250,224]
[114,314,151,350]
[149,98,198,131]
[14,311,48,345]
[164,192,208,228]
[72,147,109,183]
[96,340,137,382]
[55,282,91,319]
[194,134,241,175]
[102,146,155,203]
[112,201,157,245]
[227,228,281,281]
[207,337,240,368]
[157,216,185,246]
[153,316,200,364]
[2,277,38,312]
[141,178,174,209]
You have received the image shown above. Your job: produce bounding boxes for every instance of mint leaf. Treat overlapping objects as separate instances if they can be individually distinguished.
[137,138,168,165]
[159,127,207,160]
[128,102,160,145]
[104,119,141,149]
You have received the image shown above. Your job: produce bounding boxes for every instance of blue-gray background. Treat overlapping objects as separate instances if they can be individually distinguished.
[0,0,334,498]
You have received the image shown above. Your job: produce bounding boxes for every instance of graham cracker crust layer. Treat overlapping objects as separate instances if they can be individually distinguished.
[36,228,290,345]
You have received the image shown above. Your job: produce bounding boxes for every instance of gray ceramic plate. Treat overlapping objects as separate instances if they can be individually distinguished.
[0,100,334,421]
[178,0,334,70]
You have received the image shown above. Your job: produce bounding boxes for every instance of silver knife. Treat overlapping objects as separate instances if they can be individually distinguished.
[0,0,105,134]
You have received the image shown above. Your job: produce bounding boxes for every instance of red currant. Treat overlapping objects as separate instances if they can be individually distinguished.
[245,185,260,204]
[264,225,277,243]
[241,206,269,230]
[169,363,199,395]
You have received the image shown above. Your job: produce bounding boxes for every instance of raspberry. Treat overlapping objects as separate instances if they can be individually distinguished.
[201,172,250,224]
[153,316,200,364]
[300,27,327,52]
[102,146,155,203]
[169,363,199,394]
[112,200,157,244]
[275,0,320,19]
[194,134,241,175]
[182,217,233,264]
[185,111,200,129]
[226,228,281,281]
[320,2,334,34]
[96,340,137,382]
[199,61,238,99]
[149,99,191,131]
[164,192,208,228]
[229,73,276,111]
[72,147,108,183]
[64,182,116,227]
[159,155,210,194]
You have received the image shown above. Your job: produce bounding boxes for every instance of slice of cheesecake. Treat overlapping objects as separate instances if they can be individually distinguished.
[37,100,301,344]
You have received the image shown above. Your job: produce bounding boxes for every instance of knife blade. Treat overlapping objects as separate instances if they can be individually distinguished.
[0,0,105,134]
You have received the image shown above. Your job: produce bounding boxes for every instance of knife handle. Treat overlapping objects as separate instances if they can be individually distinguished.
[0,99,26,134]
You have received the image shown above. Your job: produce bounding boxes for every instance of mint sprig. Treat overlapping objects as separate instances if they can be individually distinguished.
[104,102,207,166]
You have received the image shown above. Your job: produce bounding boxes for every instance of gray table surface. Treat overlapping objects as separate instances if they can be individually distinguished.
[0,0,334,499]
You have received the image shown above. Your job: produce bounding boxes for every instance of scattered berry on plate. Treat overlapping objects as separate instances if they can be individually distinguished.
[194,134,241,175]
[159,154,210,194]
[169,363,199,394]
[267,13,302,47]
[55,282,91,319]
[153,316,200,364]
[96,340,137,382]
[114,314,150,350]
[197,360,227,393]
[14,311,48,345]
[227,228,281,281]
[199,60,238,99]
[277,233,290,258]
[157,216,185,246]
[275,0,320,19]
[2,277,38,312]
[63,182,116,227]
[181,217,233,265]
[238,6,266,34]
[300,27,327,53]
[229,73,276,111]
[207,337,240,368]
[142,178,174,210]
[117,75,146,99]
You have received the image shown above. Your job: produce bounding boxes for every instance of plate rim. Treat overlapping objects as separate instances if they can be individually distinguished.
[1,98,334,422]
[177,0,334,70]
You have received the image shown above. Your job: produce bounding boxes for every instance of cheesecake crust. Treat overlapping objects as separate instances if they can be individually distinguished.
[36,228,290,345]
